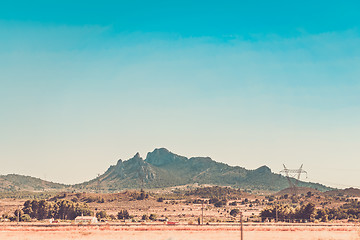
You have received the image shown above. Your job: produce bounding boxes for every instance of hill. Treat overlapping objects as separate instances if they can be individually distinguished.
[77,148,332,192]
[324,187,360,197]
[0,174,68,192]
[275,187,322,196]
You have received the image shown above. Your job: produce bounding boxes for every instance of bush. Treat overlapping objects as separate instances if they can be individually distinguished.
[20,214,31,222]
[117,210,130,220]
[229,201,237,206]
[137,189,148,200]
[214,199,227,208]
[96,210,107,219]
[13,209,23,220]
[230,209,240,217]
[209,198,219,204]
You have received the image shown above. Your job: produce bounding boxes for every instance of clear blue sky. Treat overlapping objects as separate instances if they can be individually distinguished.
[1,1,359,187]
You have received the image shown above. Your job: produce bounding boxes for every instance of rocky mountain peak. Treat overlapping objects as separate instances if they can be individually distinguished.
[145,148,187,166]
[254,165,272,173]
[133,152,141,159]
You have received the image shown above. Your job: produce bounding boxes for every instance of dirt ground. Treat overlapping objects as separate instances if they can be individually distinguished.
[0,224,359,240]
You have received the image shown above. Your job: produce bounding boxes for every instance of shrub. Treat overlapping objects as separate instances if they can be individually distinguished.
[149,214,157,221]
[230,209,240,217]
[117,210,130,220]
[20,214,31,222]
[214,199,227,208]
[96,210,107,219]
[229,201,237,206]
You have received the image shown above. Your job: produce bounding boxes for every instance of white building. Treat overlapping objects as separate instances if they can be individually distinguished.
[75,216,98,224]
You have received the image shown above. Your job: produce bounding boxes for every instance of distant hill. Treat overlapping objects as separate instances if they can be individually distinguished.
[77,148,332,192]
[0,174,68,192]
[275,187,322,196]
[325,187,360,197]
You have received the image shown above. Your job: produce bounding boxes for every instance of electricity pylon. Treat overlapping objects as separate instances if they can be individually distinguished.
[97,174,101,193]
[280,164,308,195]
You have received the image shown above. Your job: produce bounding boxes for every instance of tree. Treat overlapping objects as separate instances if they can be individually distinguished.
[229,201,237,206]
[37,200,49,220]
[209,198,219,204]
[260,204,295,222]
[21,199,92,220]
[149,213,157,221]
[20,214,31,222]
[230,209,240,217]
[315,209,328,222]
[96,211,107,219]
[214,199,227,207]
[295,203,315,222]
[117,210,130,220]
[22,200,33,217]
[14,209,23,221]
[137,189,146,200]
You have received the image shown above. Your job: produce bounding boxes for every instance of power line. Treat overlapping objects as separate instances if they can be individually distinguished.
[280,164,307,195]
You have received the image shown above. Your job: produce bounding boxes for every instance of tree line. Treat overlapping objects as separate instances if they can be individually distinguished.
[8,199,138,222]
[14,199,93,221]
[260,200,360,222]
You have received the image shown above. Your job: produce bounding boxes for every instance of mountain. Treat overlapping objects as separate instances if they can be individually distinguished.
[77,148,332,192]
[0,174,68,192]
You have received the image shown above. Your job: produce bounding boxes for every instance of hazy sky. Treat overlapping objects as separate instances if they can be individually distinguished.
[1,1,359,187]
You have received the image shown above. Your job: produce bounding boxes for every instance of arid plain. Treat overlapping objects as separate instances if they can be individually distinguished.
[1,186,360,239]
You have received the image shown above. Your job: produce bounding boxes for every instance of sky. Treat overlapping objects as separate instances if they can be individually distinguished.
[1,1,359,188]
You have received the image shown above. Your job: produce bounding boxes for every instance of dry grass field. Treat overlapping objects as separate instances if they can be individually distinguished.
[0,224,359,240]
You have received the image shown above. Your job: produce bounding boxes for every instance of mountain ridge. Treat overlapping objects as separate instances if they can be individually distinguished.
[1,148,333,193]
[77,148,331,192]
